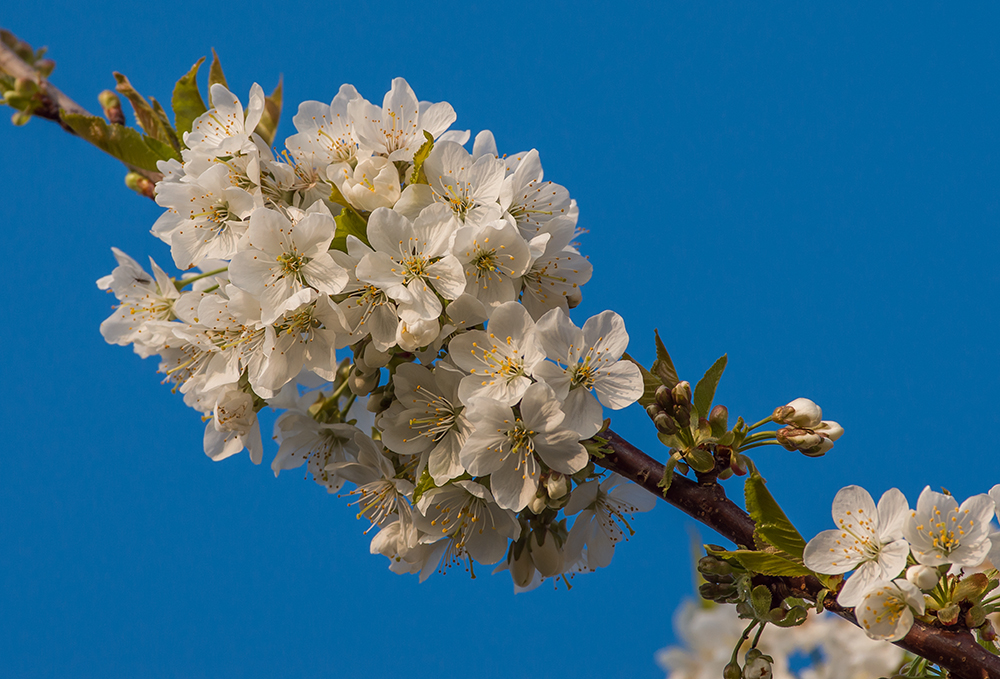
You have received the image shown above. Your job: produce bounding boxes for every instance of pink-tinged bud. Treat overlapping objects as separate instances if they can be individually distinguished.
[772,397,823,428]
[510,548,535,588]
[545,473,569,500]
[709,404,728,429]
[906,564,938,590]
[529,531,564,577]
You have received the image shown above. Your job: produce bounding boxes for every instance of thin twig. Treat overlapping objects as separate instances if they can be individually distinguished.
[597,427,1000,679]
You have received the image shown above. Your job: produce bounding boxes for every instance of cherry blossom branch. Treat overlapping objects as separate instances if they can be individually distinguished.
[0,34,162,187]
[597,428,1000,679]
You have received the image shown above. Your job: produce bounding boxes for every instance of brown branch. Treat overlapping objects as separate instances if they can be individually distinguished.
[597,428,1000,679]
[0,34,162,188]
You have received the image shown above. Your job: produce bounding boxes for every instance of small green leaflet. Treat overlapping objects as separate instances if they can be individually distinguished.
[207,48,228,107]
[331,208,370,252]
[60,113,176,172]
[622,352,660,408]
[113,73,176,150]
[411,468,436,505]
[744,470,807,559]
[410,131,435,185]
[254,77,283,148]
[693,354,727,420]
[171,57,207,139]
[652,330,679,388]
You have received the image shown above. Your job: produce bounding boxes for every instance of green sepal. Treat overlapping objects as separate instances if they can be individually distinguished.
[709,548,813,577]
[411,468,436,505]
[750,584,773,618]
[652,330,679,388]
[770,605,808,627]
[685,447,715,473]
[331,208,370,252]
[623,352,660,408]
[60,112,170,172]
[745,470,807,559]
[113,73,176,150]
[693,354,727,420]
[254,76,283,147]
[148,97,180,151]
[171,57,207,139]
[208,48,228,107]
[410,130,434,185]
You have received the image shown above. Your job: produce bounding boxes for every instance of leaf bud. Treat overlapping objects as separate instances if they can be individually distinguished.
[654,384,673,409]
[124,172,155,198]
[654,412,679,435]
[10,110,31,126]
[772,398,823,428]
[709,404,728,429]
[937,602,961,626]
[723,663,743,679]
[966,604,987,629]
[671,381,692,407]
[98,89,125,125]
[14,77,37,95]
[35,58,55,78]
[905,564,939,591]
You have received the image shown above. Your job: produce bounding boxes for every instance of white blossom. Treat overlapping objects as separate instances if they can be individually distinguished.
[856,579,925,642]
[903,486,994,568]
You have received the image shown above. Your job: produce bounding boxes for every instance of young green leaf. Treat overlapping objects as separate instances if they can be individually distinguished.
[652,330,679,388]
[622,352,660,407]
[60,112,167,172]
[745,470,807,559]
[143,135,181,163]
[113,73,175,149]
[711,549,813,577]
[171,57,207,138]
[411,468,436,505]
[331,208,370,252]
[693,354,727,420]
[410,130,435,185]
[254,76,283,147]
[208,48,228,107]
[148,97,180,151]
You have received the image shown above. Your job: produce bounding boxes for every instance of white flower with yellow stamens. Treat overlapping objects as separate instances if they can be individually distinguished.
[348,77,456,162]
[803,485,910,607]
[459,382,588,512]
[453,220,531,308]
[902,486,994,567]
[184,83,265,156]
[519,216,593,320]
[564,473,656,570]
[499,149,573,239]
[449,301,545,406]
[285,84,361,169]
[533,308,643,438]
[856,578,925,641]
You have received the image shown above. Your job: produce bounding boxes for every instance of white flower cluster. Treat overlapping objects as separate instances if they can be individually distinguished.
[98,77,650,585]
[656,599,904,679]
[804,484,1000,642]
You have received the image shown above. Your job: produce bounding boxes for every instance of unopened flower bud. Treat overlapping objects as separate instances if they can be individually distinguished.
[937,602,961,626]
[124,172,155,198]
[672,404,691,427]
[646,404,663,420]
[776,427,822,452]
[349,368,379,396]
[655,384,673,409]
[545,473,569,500]
[654,412,679,435]
[697,555,733,577]
[906,564,938,590]
[529,530,564,577]
[966,604,987,629]
[671,381,692,407]
[743,652,772,679]
[723,663,742,679]
[527,493,547,514]
[510,547,536,588]
[981,620,997,642]
[98,89,125,125]
[799,438,834,457]
[709,404,728,430]
[815,420,844,442]
[772,397,823,428]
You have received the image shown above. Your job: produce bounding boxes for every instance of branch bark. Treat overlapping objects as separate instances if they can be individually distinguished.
[0,36,162,187]
[597,428,1000,679]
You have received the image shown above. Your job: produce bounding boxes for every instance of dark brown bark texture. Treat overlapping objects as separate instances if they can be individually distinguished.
[597,428,1000,679]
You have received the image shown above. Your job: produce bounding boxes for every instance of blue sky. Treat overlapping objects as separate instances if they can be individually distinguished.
[2,3,999,678]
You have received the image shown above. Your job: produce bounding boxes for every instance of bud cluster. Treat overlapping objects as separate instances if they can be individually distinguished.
[645,381,692,435]
[772,398,843,457]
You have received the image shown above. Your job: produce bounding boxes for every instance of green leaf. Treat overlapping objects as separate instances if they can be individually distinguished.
[208,48,228,107]
[712,549,813,577]
[750,584,773,617]
[148,97,180,150]
[143,135,181,163]
[623,352,660,407]
[331,208,369,252]
[693,354,727,420]
[410,131,434,185]
[651,330,679,388]
[745,470,807,559]
[171,57,207,138]
[411,468,436,505]
[254,76,283,147]
[113,73,175,149]
[60,112,167,172]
